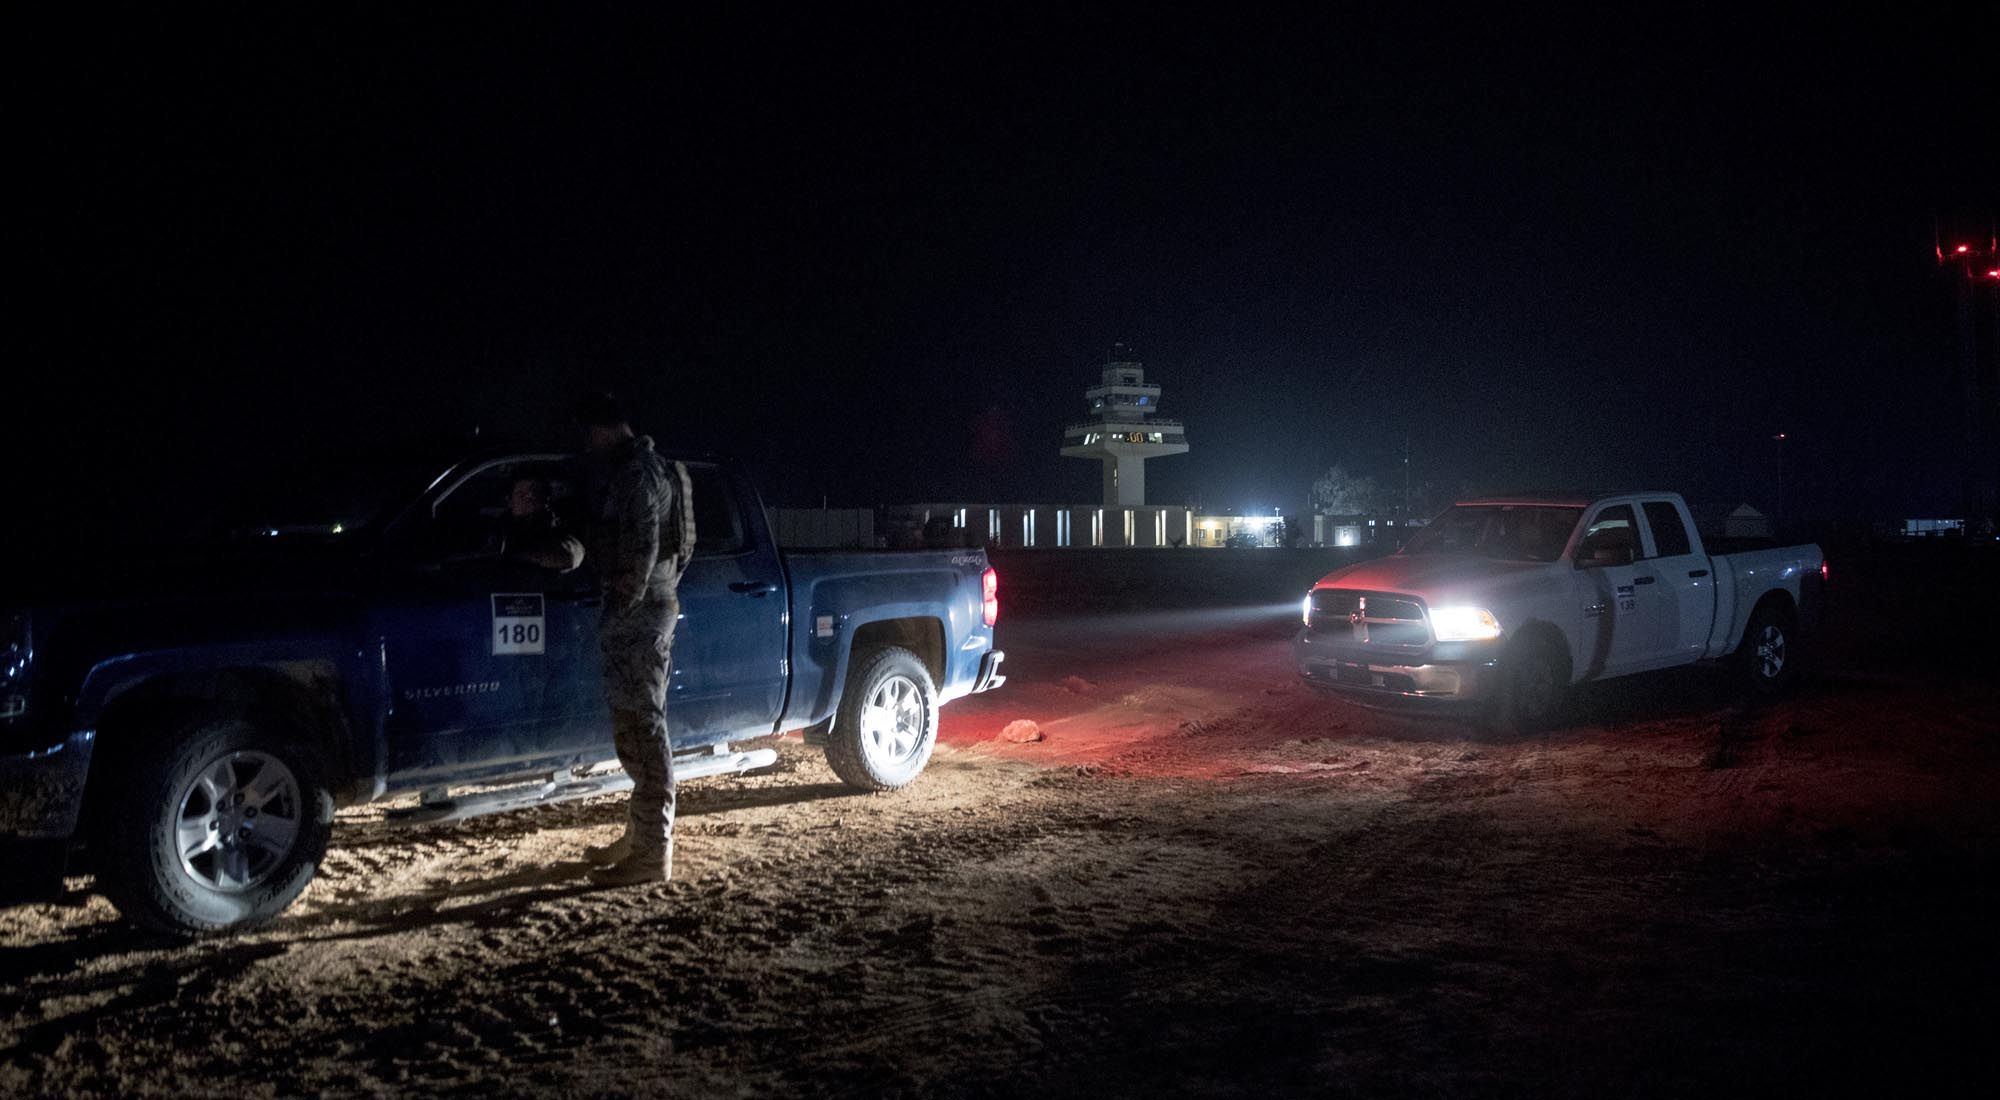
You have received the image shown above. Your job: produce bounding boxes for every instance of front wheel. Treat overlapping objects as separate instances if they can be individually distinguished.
[825,646,939,791]
[92,713,333,936]
[1486,634,1570,737]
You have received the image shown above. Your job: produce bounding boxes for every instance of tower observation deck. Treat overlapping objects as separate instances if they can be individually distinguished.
[1059,351,1189,507]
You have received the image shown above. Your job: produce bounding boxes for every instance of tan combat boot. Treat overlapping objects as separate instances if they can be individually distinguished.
[583,832,632,866]
[587,840,672,886]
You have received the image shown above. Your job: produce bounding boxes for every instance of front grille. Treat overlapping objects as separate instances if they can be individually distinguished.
[1307,590,1432,646]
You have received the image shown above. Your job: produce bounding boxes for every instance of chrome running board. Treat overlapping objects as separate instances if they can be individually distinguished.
[384,745,779,826]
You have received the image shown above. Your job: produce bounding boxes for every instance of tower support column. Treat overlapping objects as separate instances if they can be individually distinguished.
[1104,455,1147,508]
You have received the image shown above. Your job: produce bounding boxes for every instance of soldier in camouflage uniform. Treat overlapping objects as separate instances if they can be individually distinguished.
[574,393,696,885]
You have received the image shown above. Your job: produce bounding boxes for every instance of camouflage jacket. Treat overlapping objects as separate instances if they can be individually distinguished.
[588,435,694,615]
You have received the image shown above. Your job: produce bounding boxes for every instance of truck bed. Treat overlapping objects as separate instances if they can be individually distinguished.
[776,547,997,730]
[1704,544,1824,659]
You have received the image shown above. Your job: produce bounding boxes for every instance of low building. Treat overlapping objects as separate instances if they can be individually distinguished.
[1308,514,1420,549]
[882,503,1199,549]
[769,503,1414,551]
[1901,517,1965,537]
[1723,504,1773,539]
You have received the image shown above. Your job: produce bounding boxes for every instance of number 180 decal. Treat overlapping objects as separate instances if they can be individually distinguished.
[492,593,547,655]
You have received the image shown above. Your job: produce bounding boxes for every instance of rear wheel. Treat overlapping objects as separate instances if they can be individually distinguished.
[825,646,938,791]
[1739,604,1798,696]
[92,712,332,936]
[1487,633,1569,737]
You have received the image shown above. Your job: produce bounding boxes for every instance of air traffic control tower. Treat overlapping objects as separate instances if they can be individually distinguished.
[1059,350,1189,507]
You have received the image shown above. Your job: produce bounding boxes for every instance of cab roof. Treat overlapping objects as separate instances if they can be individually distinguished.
[1453,490,1679,508]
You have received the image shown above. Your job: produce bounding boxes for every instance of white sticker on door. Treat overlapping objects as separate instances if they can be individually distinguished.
[492,593,546,655]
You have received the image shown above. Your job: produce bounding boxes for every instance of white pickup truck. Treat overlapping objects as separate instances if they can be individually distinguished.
[1294,492,1825,731]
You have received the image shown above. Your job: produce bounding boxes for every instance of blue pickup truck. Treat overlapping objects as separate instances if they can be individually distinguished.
[0,449,1004,934]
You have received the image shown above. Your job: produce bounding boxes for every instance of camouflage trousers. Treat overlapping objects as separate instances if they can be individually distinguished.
[600,591,678,858]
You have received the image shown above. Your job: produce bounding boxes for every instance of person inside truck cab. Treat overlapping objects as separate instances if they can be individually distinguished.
[1497,508,1572,562]
[495,475,585,573]
[1576,510,1637,564]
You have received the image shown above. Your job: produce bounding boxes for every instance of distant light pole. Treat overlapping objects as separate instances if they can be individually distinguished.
[1402,432,1411,521]
[1772,432,1787,525]
[1934,215,2000,525]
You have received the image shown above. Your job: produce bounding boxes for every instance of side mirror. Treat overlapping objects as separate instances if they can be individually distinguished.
[1575,539,1634,568]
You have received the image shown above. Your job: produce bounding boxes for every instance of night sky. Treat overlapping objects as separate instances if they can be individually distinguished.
[11,7,1996,545]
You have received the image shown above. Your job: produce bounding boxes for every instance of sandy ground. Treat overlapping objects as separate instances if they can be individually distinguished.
[4,599,1999,1097]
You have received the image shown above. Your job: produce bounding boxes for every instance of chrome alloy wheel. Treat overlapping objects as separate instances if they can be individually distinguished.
[174,750,304,893]
[1755,623,1787,680]
[860,674,926,765]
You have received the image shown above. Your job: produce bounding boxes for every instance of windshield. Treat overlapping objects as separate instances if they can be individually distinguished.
[197,458,446,542]
[1401,505,1582,563]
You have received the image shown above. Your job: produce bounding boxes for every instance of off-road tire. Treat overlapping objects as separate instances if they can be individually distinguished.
[825,646,939,791]
[1487,632,1570,738]
[91,712,333,936]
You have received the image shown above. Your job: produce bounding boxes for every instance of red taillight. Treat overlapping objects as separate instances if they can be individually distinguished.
[1820,559,1829,584]
[981,567,999,627]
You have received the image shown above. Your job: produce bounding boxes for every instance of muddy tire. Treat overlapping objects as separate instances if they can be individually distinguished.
[825,646,938,791]
[1738,604,1798,697]
[1487,632,1569,737]
[91,712,333,937]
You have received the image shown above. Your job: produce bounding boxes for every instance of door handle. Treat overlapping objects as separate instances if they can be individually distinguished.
[1688,569,1709,578]
[729,580,779,597]
[1633,575,1656,585]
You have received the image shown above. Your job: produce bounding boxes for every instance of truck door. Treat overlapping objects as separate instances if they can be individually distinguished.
[1570,503,1671,677]
[375,560,557,785]
[376,457,595,786]
[662,463,789,749]
[1639,499,1708,664]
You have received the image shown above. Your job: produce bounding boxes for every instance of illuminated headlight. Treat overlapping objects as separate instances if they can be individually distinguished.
[1428,606,1501,641]
[1302,592,1314,626]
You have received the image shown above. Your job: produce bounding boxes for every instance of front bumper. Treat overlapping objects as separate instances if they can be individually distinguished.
[0,729,93,904]
[1293,628,1501,703]
[0,728,94,838]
